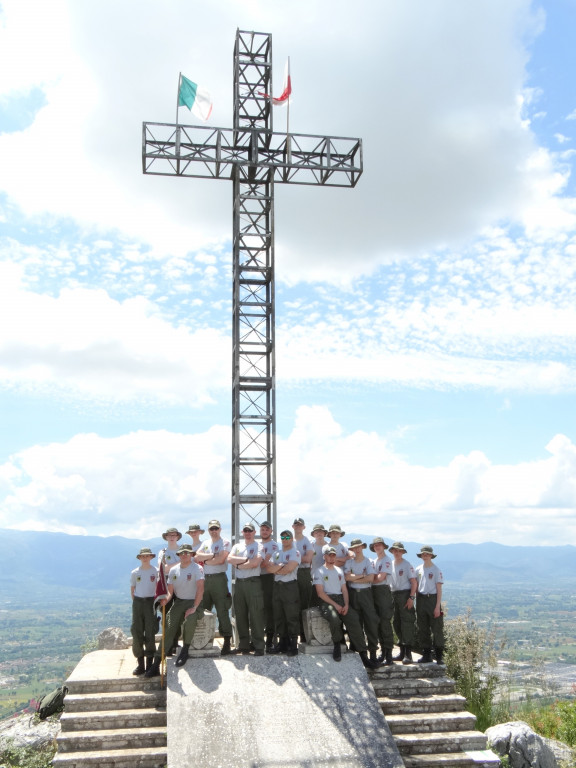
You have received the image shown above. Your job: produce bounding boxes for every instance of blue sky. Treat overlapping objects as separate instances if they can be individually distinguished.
[1,0,575,545]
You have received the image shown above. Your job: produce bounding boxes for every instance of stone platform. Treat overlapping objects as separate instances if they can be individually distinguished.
[166,651,403,768]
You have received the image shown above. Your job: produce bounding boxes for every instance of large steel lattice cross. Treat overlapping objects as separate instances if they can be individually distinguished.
[143,29,362,543]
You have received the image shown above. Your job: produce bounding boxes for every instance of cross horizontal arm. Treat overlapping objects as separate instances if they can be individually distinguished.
[142,122,363,187]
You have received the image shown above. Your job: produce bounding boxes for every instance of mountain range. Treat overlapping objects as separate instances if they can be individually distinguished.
[1,529,574,592]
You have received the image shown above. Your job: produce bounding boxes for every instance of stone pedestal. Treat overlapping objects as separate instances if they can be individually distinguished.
[188,611,220,657]
[300,606,347,655]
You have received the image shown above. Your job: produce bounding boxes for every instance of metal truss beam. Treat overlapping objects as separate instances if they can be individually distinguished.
[142,29,362,545]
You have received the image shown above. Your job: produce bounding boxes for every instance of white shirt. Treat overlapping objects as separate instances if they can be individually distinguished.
[230,541,263,579]
[197,537,231,575]
[130,565,158,598]
[389,558,416,592]
[260,539,279,574]
[167,562,205,600]
[272,546,301,582]
[344,556,375,589]
[415,562,443,595]
[372,554,392,586]
[294,536,312,569]
[313,565,345,595]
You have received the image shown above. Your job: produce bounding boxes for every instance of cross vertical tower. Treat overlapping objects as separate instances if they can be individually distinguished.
[232,33,276,542]
[142,29,362,543]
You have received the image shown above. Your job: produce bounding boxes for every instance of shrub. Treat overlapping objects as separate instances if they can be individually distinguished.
[0,741,56,768]
[444,608,505,731]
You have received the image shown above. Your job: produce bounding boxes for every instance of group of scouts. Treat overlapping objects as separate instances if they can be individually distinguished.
[129,518,445,677]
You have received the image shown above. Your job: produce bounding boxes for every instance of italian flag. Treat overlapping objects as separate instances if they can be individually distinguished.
[178,74,213,121]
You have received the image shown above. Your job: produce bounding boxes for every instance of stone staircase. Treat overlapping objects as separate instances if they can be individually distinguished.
[370,660,501,768]
[53,673,167,768]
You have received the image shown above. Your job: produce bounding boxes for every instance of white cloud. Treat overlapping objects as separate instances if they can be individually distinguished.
[0,262,229,404]
[0,0,569,282]
[0,427,230,538]
[1,407,575,545]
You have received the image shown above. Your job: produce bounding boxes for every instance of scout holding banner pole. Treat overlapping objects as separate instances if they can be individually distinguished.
[153,555,169,686]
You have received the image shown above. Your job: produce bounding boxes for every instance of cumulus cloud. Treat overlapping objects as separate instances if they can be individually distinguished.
[1,406,574,545]
[0,261,229,404]
[0,0,569,282]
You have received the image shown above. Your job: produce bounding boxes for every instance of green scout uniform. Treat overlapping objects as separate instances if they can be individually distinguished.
[371,553,395,650]
[344,555,380,652]
[130,564,158,658]
[197,536,233,638]
[390,557,417,647]
[272,545,301,638]
[260,538,279,638]
[231,540,265,652]
[312,564,368,651]
[415,561,445,649]
[153,561,204,659]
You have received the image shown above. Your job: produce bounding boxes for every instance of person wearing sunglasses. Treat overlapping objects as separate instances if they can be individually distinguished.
[195,520,233,656]
[266,530,301,656]
[228,523,265,655]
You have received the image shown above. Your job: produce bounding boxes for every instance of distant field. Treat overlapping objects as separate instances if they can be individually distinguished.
[0,582,574,719]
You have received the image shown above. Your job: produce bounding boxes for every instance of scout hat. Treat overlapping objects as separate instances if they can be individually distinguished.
[389,541,407,553]
[162,527,182,541]
[328,524,345,536]
[136,547,156,559]
[293,517,305,526]
[349,538,367,549]
[242,522,256,532]
[417,545,437,559]
[311,524,328,535]
[208,519,221,528]
[325,546,338,555]
[369,537,389,552]
[176,543,196,555]
[259,520,273,528]
[187,523,205,534]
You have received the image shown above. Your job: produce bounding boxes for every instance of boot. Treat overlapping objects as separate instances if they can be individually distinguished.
[418,648,433,664]
[265,634,274,651]
[384,648,394,666]
[144,657,161,677]
[369,650,382,668]
[175,645,189,667]
[393,645,405,661]
[145,656,154,672]
[220,637,232,656]
[166,642,178,657]
[333,642,342,661]
[286,636,299,657]
[268,637,288,654]
[132,657,145,676]
[402,646,413,665]
[435,647,445,665]
[359,651,378,669]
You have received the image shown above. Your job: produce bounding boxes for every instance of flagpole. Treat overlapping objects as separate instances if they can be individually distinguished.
[286,57,290,136]
[160,604,166,688]
[176,72,181,126]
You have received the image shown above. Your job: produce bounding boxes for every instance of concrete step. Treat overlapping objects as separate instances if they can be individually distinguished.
[371,662,447,680]
[52,745,167,768]
[394,730,488,755]
[66,678,163,695]
[385,711,477,733]
[379,693,468,715]
[60,708,167,732]
[57,727,167,753]
[64,690,166,712]
[372,675,456,697]
[403,751,500,768]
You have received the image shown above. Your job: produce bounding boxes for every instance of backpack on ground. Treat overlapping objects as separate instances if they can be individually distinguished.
[36,685,68,720]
